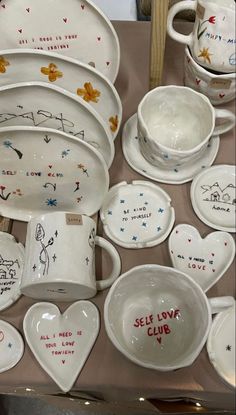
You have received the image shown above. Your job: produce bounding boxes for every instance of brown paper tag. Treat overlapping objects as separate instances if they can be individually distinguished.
[196,3,205,20]
[209,78,232,90]
[65,213,83,225]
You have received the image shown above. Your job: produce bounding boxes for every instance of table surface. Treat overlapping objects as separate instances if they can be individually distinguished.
[0,21,235,410]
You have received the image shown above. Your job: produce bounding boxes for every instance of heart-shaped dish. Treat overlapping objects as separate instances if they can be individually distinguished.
[23,301,100,392]
[168,224,235,292]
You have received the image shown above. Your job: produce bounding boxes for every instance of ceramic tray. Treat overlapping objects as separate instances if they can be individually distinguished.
[0,126,109,221]
[100,180,175,248]
[0,81,114,168]
[0,49,122,139]
[168,224,235,293]
[0,0,120,83]
[191,165,236,232]
[23,301,100,392]
[207,302,235,389]
[122,114,220,185]
[0,319,24,373]
[0,232,24,311]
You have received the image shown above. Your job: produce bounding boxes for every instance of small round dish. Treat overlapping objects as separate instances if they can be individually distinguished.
[207,302,235,389]
[190,165,236,232]
[0,320,24,373]
[0,232,24,311]
[100,180,175,249]
[122,114,220,185]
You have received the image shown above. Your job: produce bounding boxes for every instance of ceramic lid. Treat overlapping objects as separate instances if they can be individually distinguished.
[0,319,24,373]
[100,180,175,248]
[0,231,24,311]
[191,165,236,232]
[207,302,235,389]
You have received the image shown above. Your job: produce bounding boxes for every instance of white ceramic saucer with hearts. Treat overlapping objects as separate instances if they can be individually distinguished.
[23,301,100,392]
[168,224,235,292]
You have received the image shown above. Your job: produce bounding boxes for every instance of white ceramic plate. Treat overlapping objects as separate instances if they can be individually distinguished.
[23,301,100,392]
[0,0,120,83]
[0,126,109,221]
[100,180,175,249]
[0,232,24,311]
[0,320,24,373]
[207,302,235,389]
[190,165,236,232]
[0,49,122,139]
[0,81,114,168]
[168,224,235,293]
[122,114,220,185]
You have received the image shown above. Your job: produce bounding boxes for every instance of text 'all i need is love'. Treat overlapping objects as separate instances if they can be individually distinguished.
[133,309,181,344]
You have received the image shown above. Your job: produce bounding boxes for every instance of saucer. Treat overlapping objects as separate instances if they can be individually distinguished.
[0,320,24,373]
[122,114,220,185]
[0,232,24,311]
[190,165,236,232]
[100,180,175,248]
[23,301,100,392]
[168,224,235,293]
[207,302,235,389]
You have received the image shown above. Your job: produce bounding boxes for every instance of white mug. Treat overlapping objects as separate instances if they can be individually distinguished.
[21,212,121,301]
[137,85,235,170]
[104,264,235,371]
[167,0,236,73]
[184,46,236,105]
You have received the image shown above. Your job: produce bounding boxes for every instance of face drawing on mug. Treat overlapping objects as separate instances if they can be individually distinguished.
[88,228,96,250]
[35,223,55,275]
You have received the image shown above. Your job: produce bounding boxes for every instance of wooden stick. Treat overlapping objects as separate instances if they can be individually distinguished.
[149,0,170,90]
[0,216,12,233]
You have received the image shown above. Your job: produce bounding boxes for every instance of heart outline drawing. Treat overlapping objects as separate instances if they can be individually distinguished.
[23,301,100,392]
[168,224,235,292]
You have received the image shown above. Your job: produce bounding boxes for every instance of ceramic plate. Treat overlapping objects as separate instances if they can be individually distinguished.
[0,320,24,373]
[207,302,235,389]
[122,114,220,185]
[0,0,120,83]
[0,49,122,139]
[168,224,235,293]
[0,82,114,168]
[0,126,109,221]
[191,165,236,232]
[23,301,100,392]
[0,232,24,311]
[100,180,175,248]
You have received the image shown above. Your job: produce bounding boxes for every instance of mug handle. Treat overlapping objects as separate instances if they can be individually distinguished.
[209,296,235,314]
[95,236,121,291]
[212,109,236,136]
[167,0,196,45]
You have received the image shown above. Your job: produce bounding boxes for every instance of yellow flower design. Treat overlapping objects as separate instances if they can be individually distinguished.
[77,82,101,103]
[40,63,63,82]
[109,115,118,133]
[198,47,212,64]
[0,56,10,74]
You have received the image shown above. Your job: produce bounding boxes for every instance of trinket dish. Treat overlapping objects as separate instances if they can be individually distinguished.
[23,301,100,392]
[122,114,220,184]
[0,320,24,373]
[0,232,24,311]
[0,126,109,221]
[168,224,235,292]
[100,180,175,248]
[190,165,236,232]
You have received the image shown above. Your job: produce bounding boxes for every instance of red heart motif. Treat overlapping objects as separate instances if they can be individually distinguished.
[48,165,52,169]
[1,4,5,8]
[211,253,215,257]
[176,230,179,234]
[225,242,228,246]
[18,29,22,33]
[97,37,101,41]
[63,18,68,23]
[106,62,110,66]
[81,4,85,9]
[62,360,65,364]
[212,269,216,273]
[188,239,191,243]
[26,7,30,12]
[196,78,201,85]
[219,93,225,98]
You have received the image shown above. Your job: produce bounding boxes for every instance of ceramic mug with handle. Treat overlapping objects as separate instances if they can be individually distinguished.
[21,212,121,301]
[167,0,236,73]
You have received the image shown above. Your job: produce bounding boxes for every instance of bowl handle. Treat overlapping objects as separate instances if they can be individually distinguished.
[209,296,235,314]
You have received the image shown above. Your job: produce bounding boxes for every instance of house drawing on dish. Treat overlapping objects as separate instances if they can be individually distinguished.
[201,182,236,206]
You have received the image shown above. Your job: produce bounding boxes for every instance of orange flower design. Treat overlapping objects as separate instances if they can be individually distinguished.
[0,56,10,74]
[109,115,118,133]
[198,47,212,65]
[40,63,63,82]
[77,82,101,103]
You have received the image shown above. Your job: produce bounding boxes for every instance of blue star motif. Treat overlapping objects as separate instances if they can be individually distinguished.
[8,343,12,348]
[158,208,164,213]
[139,193,144,197]
[144,202,148,205]
[46,198,57,207]
[142,222,147,227]
[120,200,125,204]
[174,168,179,173]
[157,226,162,232]
[163,154,169,159]
[61,149,70,158]
[120,228,125,232]
[108,210,112,215]
[202,165,206,169]
[135,136,138,140]
[132,236,138,241]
